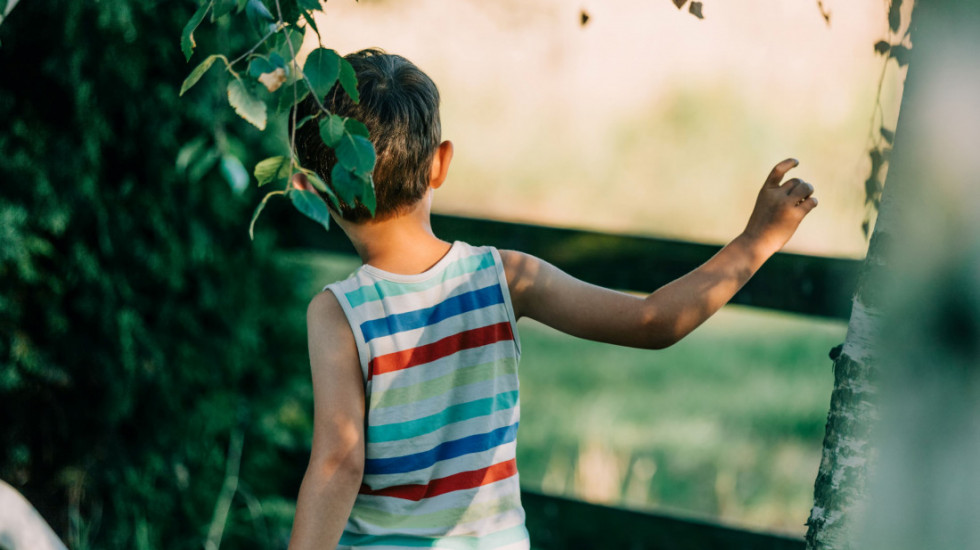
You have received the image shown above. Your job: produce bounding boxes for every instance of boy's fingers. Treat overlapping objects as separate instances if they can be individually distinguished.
[764,158,800,189]
[797,196,819,213]
[780,178,803,194]
[787,180,814,198]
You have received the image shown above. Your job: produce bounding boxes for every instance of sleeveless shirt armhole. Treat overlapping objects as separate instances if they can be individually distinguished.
[322,284,372,384]
[489,247,522,359]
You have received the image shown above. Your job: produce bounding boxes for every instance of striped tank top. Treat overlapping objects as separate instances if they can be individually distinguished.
[325,241,530,549]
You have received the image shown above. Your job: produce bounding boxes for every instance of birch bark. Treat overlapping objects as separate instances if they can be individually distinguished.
[803,4,917,549]
[806,1,980,547]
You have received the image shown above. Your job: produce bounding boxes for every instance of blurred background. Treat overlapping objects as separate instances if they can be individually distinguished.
[0,0,905,548]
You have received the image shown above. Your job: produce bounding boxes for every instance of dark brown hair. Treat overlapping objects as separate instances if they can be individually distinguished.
[293,48,441,222]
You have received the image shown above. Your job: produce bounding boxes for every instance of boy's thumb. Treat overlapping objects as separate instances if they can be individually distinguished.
[763,158,799,189]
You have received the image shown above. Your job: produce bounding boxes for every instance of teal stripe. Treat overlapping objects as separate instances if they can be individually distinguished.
[339,524,529,549]
[369,390,519,443]
[345,253,495,308]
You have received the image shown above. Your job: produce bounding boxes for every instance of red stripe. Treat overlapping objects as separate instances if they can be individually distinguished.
[369,322,513,379]
[359,458,518,501]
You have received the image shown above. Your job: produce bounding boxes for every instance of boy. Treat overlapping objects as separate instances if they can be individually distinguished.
[287,49,817,550]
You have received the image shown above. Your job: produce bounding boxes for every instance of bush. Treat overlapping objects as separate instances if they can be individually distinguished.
[0,2,313,547]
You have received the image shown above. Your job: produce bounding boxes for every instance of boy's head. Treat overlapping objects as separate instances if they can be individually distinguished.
[293,48,442,223]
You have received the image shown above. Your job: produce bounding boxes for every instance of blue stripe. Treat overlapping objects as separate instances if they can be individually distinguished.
[360,284,505,343]
[364,422,519,476]
[369,390,519,443]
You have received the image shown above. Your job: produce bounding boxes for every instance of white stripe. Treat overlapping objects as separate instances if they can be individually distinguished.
[369,342,518,393]
[369,375,519,425]
[351,498,526,538]
[365,303,512,357]
[444,507,527,537]
[352,267,501,321]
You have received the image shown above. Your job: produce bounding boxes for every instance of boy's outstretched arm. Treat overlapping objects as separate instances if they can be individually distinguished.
[502,159,817,349]
[288,292,365,550]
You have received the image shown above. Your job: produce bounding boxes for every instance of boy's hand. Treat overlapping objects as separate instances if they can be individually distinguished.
[741,159,818,257]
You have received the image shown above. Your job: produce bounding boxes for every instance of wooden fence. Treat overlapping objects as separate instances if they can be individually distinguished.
[280,213,860,320]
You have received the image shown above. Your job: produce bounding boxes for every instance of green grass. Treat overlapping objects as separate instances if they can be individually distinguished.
[516,310,843,535]
[282,250,845,535]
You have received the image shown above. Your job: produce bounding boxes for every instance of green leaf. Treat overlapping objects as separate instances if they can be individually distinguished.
[299,169,327,192]
[330,165,375,213]
[335,133,376,175]
[181,2,211,62]
[176,136,209,173]
[688,1,703,19]
[188,148,220,183]
[338,57,359,103]
[296,0,320,10]
[213,0,237,20]
[272,27,305,63]
[227,79,267,130]
[359,173,377,216]
[302,10,321,41]
[880,126,895,145]
[874,40,891,55]
[220,155,249,194]
[249,190,284,240]
[344,118,369,139]
[295,113,317,129]
[246,0,274,29]
[268,52,287,70]
[277,86,309,114]
[889,45,911,67]
[290,189,331,230]
[180,54,227,96]
[319,115,346,147]
[236,0,249,12]
[304,48,340,100]
[248,57,276,78]
[299,169,340,209]
[330,164,359,205]
[254,156,291,185]
[888,0,901,33]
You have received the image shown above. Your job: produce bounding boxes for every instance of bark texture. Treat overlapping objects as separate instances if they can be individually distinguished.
[803,201,892,550]
[859,2,980,548]
[807,1,980,547]
[804,4,917,548]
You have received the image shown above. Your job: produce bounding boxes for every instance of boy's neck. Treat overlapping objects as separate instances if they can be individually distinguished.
[339,200,452,276]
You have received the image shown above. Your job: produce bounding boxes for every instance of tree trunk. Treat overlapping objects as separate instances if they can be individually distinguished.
[806,1,980,547]
[858,0,980,547]
[803,165,894,550]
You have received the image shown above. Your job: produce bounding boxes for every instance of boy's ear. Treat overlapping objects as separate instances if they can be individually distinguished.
[428,140,454,190]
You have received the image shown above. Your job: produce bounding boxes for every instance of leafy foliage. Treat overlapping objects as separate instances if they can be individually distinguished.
[671,0,704,19]
[862,0,914,236]
[0,1,319,547]
[179,0,376,234]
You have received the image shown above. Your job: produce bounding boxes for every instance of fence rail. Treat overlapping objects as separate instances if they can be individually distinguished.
[279,212,861,320]
[521,490,804,550]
